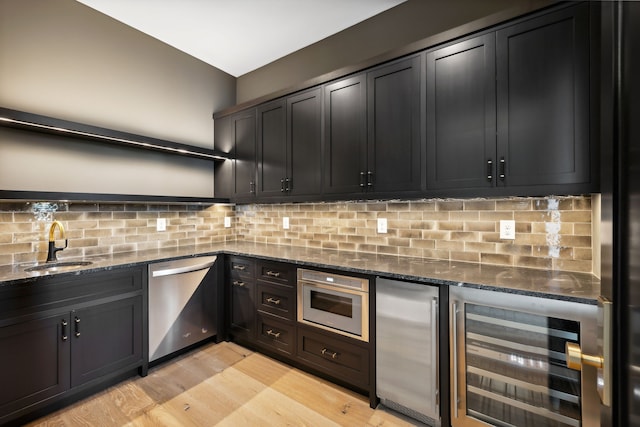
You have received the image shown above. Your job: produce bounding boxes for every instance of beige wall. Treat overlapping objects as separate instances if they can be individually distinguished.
[236,0,551,103]
[0,0,235,198]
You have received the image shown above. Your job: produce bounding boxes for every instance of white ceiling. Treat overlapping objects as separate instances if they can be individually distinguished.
[75,0,406,77]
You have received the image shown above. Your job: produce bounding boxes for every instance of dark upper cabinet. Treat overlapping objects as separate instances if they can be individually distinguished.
[427,3,592,195]
[323,74,367,195]
[367,55,424,196]
[496,4,591,189]
[231,110,257,200]
[257,99,287,198]
[287,88,323,197]
[255,88,322,200]
[427,34,496,190]
[214,109,257,201]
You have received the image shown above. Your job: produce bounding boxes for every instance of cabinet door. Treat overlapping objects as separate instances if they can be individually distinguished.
[257,99,287,198]
[367,56,424,195]
[323,75,367,195]
[70,296,143,387]
[213,114,233,199]
[287,88,322,196]
[0,312,70,423]
[230,277,256,340]
[231,110,257,199]
[427,34,496,190]
[496,4,590,187]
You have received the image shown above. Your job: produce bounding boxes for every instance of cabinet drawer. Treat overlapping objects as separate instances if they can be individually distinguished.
[229,257,255,279]
[0,267,143,322]
[257,260,294,285]
[297,325,369,388]
[256,281,295,320]
[256,313,295,356]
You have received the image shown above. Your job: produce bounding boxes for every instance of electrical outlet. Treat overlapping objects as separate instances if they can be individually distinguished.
[156,218,166,232]
[500,220,516,239]
[224,217,231,228]
[377,218,388,234]
[283,217,290,230]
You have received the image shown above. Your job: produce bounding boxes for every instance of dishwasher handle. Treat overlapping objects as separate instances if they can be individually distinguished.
[151,259,216,278]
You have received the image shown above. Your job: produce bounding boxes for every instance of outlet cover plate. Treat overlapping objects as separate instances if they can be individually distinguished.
[500,220,516,239]
[224,217,231,228]
[283,217,290,230]
[377,218,388,234]
[156,218,166,232]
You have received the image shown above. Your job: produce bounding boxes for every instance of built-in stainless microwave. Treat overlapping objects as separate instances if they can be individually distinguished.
[297,268,369,342]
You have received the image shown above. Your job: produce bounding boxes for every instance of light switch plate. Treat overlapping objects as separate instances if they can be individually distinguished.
[283,217,290,230]
[156,218,166,232]
[500,220,516,239]
[377,218,388,234]
[224,217,231,228]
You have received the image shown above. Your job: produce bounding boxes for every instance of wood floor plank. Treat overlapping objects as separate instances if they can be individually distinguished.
[216,387,340,427]
[27,342,416,427]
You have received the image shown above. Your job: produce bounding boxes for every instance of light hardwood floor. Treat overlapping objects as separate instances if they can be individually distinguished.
[27,341,422,426]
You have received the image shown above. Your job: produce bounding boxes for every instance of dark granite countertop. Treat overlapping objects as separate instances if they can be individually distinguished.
[0,241,600,303]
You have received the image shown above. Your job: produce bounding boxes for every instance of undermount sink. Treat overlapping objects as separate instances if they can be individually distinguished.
[24,261,93,273]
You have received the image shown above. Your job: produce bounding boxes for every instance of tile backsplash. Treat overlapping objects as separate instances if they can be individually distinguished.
[235,196,595,273]
[0,195,596,274]
[0,202,235,266]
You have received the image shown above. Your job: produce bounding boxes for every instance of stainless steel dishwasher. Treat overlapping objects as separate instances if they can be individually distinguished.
[148,255,218,362]
[376,277,440,426]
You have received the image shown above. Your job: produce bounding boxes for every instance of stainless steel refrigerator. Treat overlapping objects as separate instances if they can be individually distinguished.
[599,2,640,425]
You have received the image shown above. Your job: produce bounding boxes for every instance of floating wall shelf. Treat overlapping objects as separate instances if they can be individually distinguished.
[0,107,230,161]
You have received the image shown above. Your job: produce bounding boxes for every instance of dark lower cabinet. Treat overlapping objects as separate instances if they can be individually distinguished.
[0,267,145,425]
[0,312,70,422]
[296,324,370,393]
[228,256,256,341]
[225,256,374,406]
[70,296,143,387]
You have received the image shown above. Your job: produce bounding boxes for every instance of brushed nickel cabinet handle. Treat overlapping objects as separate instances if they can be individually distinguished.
[321,348,338,359]
[499,157,506,180]
[487,159,493,181]
[74,316,81,337]
[266,270,281,278]
[233,265,246,271]
[61,319,68,341]
[266,297,281,305]
[233,280,245,287]
[266,329,281,339]
[360,171,366,187]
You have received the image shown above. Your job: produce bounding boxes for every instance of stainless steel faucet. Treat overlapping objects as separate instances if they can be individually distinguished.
[46,220,67,262]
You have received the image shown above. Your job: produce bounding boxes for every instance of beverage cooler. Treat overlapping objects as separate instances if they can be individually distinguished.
[449,287,600,427]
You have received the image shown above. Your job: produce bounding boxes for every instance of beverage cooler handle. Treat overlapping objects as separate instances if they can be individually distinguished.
[452,302,459,419]
[432,297,440,412]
